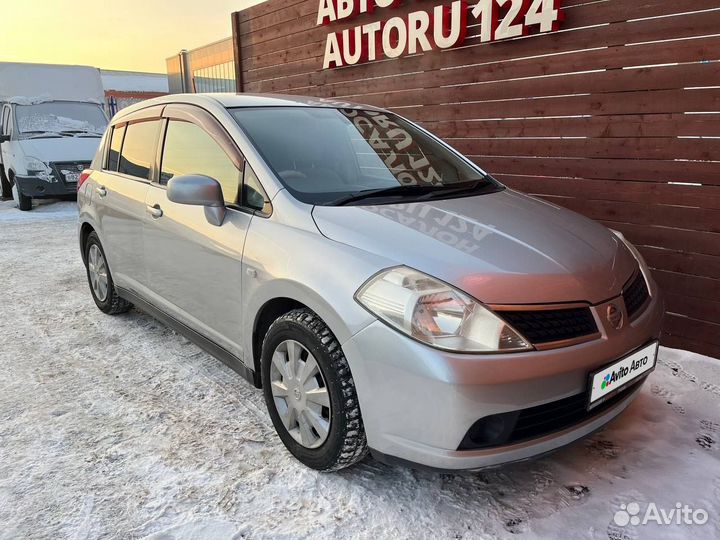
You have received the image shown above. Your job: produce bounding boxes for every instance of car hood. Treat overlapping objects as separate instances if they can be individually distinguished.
[311,189,638,305]
[17,137,101,164]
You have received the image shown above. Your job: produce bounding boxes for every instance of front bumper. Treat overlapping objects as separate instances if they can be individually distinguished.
[15,175,77,198]
[343,280,664,471]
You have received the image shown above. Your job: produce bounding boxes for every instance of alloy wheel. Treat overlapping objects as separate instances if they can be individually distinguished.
[87,244,109,302]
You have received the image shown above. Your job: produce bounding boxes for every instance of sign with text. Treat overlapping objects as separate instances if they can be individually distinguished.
[319,0,564,69]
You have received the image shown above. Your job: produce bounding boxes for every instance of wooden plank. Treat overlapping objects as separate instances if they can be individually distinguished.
[652,269,720,300]
[238,0,720,61]
[473,156,720,186]
[403,88,720,123]
[450,137,720,162]
[424,114,720,139]
[244,25,720,86]
[600,222,720,258]
[242,5,720,71]
[332,62,720,109]
[539,196,720,234]
[502,176,720,210]
[662,334,720,359]
[663,313,720,347]
[639,246,720,280]
[666,293,720,325]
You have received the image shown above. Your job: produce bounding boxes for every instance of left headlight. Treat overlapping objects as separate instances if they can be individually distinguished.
[355,266,532,353]
[24,156,53,182]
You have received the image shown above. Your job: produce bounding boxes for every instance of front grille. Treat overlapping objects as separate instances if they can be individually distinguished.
[623,272,650,319]
[498,307,598,345]
[50,161,90,186]
[458,379,643,450]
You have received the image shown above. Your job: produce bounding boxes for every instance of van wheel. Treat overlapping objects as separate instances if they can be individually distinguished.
[261,308,368,471]
[84,231,132,315]
[16,191,32,211]
[0,167,11,200]
[10,175,32,211]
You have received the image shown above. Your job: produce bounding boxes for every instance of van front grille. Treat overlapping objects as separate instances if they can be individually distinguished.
[497,307,598,345]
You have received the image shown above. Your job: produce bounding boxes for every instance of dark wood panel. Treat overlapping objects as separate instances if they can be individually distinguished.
[502,176,720,211]
[639,246,720,280]
[476,156,720,186]
[653,270,720,300]
[600,222,720,258]
[244,23,720,87]
[329,60,720,108]
[404,88,720,123]
[451,137,720,162]
[425,114,720,139]
[239,0,720,66]
[663,313,720,347]
[542,196,720,234]
[666,293,720,325]
[662,334,720,359]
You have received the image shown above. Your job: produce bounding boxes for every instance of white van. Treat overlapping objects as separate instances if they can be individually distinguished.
[0,63,108,210]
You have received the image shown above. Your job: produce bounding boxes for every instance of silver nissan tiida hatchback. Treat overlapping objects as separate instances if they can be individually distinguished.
[78,93,664,471]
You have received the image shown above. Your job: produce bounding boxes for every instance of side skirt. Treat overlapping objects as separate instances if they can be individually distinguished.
[117,287,261,388]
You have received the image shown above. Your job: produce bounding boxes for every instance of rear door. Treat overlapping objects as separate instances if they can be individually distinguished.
[93,106,163,293]
[142,105,256,358]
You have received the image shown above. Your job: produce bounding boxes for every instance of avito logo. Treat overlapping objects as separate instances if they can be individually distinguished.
[601,355,650,390]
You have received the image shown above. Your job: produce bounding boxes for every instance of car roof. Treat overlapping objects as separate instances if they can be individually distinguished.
[112,92,388,123]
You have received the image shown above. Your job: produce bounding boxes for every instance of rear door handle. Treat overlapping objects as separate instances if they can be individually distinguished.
[96,186,107,197]
[147,204,163,219]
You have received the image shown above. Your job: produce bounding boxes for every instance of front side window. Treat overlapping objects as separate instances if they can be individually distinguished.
[231,106,502,206]
[160,120,241,205]
[14,101,107,138]
[106,124,126,172]
[119,120,161,180]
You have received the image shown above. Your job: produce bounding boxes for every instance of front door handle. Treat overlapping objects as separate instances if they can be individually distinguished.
[96,186,107,197]
[147,204,163,219]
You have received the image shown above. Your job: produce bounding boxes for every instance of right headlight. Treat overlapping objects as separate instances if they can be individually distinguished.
[355,266,532,353]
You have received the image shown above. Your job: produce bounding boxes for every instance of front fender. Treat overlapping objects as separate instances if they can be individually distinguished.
[240,215,394,370]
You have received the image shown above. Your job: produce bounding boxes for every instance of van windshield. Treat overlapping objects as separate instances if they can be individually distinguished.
[230,107,501,206]
[15,102,108,138]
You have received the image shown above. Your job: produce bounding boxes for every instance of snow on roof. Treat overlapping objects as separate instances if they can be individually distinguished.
[100,70,169,93]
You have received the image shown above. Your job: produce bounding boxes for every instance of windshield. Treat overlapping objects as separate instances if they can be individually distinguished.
[15,102,108,138]
[230,107,501,205]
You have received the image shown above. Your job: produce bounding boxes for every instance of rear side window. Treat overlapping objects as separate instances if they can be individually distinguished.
[106,124,126,172]
[160,120,241,205]
[119,120,161,180]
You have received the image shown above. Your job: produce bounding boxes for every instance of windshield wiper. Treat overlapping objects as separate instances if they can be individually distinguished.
[22,131,67,139]
[329,184,442,206]
[328,179,494,206]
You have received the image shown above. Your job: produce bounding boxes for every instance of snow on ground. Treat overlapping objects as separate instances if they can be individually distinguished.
[0,200,719,540]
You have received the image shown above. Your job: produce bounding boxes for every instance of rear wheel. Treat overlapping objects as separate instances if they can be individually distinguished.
[261,308,368,471]
[84,231,132,315]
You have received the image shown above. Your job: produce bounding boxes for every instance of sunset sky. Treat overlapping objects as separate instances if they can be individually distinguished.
[0,0,266,73]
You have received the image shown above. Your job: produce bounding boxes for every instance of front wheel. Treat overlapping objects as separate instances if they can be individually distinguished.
[261,308,368,471]
[12,182,31,211]
[0,167,11,200]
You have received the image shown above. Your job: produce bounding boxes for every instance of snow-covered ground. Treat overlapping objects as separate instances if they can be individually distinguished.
[0,199,719,540]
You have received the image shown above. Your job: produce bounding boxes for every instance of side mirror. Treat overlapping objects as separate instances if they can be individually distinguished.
[167,174,226,226]
[0,134,9,143]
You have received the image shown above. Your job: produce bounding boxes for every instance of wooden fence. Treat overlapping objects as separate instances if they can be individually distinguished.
[232,0,720,358]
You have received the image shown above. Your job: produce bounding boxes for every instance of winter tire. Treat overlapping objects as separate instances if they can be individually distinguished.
[84,231,132,315]
[0,167,11,200]
[261,308,368,471]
